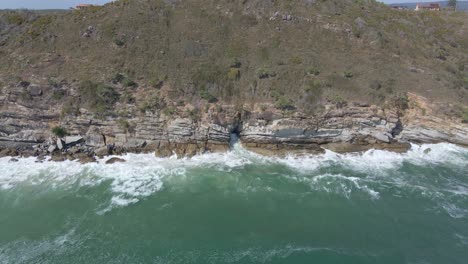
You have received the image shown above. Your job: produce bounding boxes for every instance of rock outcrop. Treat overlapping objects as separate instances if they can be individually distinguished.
[0,89,467,162]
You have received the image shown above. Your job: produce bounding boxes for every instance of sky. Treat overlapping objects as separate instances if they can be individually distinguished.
[0,0,113,10]
[0,0,451,10]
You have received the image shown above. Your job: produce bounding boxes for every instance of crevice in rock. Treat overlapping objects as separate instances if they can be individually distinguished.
[391,120,404,137]
[229,112,243,149]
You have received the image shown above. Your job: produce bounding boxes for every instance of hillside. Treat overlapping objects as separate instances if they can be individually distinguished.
[0,0,467,115]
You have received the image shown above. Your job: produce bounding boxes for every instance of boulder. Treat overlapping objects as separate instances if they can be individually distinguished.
[49,154,66,162]
[9,158,19,162]
[94,146,110,157]
[0,148,16,157]
[372,132,390,143]
[48,145,57,153]
[57,139,64,150]
[105,157,126,164]
[65,136,84,145]
[27,86,43,96]
[17,81,31,88]
[124,139,146,149]
[78,156,97,164]
[85,133,105,147]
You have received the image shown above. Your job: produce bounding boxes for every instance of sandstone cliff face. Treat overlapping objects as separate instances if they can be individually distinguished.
[0,85,467,160]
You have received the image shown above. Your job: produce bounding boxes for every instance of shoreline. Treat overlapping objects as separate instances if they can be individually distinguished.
[0,139,465,164]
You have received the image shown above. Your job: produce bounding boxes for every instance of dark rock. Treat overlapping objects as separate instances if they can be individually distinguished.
[18,81,31,88]
[0,148,18,157]
[28,86,43,96]
[78,155,97,164]
[9,158,19,162]
[49,154,66,162]
[105,157,126,164]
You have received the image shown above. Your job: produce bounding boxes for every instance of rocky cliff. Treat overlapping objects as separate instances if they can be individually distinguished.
[1,83,466,162]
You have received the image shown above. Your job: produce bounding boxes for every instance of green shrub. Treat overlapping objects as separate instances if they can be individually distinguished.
[79,80,120,113]
[189,107,201,120]
[113,38,125,47]
[200,89,218,103]
[435,48,448,61]
[307,67,321,76]
[230,58,241,68]
[163,107,176,116]
[462,77,468,85]
[138,94,165,113]
[227,68,241,80]
[391,94,409,110]
[257,68,276,79]
[121,90,135,104]
[461,107,468,122]
[344,71,354,79]
[123,78,138,88]
[275,96,295,110]
[370,80,382,90]
[111,73,125,83]
[52,127,68,138]
[117,118,134,132]
[149,79,164,89]
[192,64,225,87]
[6,13,25,25]
[304,80,322,93]
[290,56,303,65]
[328,94,346,104]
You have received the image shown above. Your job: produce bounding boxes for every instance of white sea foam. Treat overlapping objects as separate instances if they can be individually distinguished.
[0,143,466,213]
[310,174,380,199]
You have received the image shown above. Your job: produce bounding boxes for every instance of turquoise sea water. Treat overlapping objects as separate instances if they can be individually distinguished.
[0,143,467,264]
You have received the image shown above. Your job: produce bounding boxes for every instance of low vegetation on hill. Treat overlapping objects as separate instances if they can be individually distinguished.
[0,0,467,119]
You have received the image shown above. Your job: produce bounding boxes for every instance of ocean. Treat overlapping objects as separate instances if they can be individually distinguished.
[0,143,467,264]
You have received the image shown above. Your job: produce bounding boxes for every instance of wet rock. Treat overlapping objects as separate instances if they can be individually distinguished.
[0,148,17,157]
[94,146,110,157]
[78,155,96,164]
[49,154,66,162]
[106,157,126,164]
[424,148,432,154]
[9,158,19,162]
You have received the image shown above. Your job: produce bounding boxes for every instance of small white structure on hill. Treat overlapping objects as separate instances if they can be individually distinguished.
[415,3,441,11]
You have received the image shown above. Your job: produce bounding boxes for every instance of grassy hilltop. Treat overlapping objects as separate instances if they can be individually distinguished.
[0,0,467,118]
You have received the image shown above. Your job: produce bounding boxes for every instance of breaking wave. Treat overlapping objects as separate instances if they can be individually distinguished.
[0,143,467,216]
